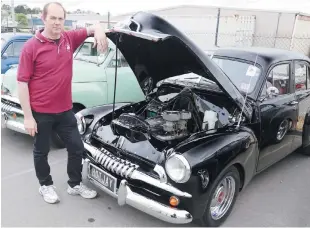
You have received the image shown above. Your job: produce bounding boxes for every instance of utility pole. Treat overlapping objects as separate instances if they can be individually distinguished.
[11,0,16,34]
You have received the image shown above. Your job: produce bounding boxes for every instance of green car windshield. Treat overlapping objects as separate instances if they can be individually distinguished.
[74,41,110,65]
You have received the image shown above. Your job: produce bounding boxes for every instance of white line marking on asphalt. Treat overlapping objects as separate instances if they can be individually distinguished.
[2,159,66,181]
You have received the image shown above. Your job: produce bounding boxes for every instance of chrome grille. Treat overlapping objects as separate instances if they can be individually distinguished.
[1,99,23,115]
[91,147,139,179]
[1,102,12,112]
[84,142,192,198]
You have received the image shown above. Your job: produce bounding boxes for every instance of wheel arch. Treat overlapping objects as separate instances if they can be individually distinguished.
[72,102,86,113]
[233,163,245,191]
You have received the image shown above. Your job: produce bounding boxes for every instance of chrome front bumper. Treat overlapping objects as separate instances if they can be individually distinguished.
[1,96,27,134]
[1,112,27,134]
[82,143,193,224]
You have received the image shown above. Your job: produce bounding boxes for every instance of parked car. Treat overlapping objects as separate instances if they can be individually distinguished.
[1,36,145,147]
[1,33,33,84]
[76,12,310,227]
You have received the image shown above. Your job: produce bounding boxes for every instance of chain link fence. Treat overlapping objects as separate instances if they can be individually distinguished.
[181,32,310,56]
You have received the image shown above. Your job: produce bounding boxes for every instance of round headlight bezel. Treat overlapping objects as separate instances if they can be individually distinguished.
[165,153,191,183]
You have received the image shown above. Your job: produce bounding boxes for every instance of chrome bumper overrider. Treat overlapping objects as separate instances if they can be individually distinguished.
[83,142,193,224]
[1,96,27,134]
[1,112,27,134]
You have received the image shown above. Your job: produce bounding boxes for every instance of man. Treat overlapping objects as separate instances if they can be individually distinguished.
[17,2,108,204]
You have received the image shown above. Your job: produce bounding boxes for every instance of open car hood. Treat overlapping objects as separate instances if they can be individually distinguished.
[106,11,252,120]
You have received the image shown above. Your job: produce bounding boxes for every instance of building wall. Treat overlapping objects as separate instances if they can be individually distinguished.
[111,6,309,54]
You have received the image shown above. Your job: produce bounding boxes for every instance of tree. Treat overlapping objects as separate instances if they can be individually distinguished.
[16,13,28,27]
[1,4,11,11]
[32,7,41,14]
[14,5,29,14]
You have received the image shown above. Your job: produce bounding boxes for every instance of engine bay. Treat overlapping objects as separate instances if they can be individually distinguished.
[108,84,242,146]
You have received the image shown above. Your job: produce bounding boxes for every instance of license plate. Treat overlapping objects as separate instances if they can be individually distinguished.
[88,163,117,194]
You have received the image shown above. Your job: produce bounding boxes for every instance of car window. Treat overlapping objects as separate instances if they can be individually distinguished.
[74,42,97,60]
[261,63,290,97]
[107,50,130,68]
[294,61,310,91]
[4,41,25,57]
[74,41,110,64]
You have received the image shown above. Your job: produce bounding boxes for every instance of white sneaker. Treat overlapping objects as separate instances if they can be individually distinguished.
[67,182,97,199]
[39,185,59,204]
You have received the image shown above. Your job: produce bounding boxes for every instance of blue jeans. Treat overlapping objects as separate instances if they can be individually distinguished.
[32,109,83,188]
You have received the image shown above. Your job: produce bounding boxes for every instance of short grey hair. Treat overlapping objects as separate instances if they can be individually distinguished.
[42,2,66,19]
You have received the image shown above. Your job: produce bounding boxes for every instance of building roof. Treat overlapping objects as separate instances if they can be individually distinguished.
[111,4,310,19]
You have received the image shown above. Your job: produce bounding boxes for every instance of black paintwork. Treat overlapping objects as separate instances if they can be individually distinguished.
[106,11,252,120]
[78,12,310,225]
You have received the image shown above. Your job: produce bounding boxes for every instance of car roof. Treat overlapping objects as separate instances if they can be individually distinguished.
[213,47,310,63]
[1,32,33,42]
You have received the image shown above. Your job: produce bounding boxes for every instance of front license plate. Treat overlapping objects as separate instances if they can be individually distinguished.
[88,163,117,194]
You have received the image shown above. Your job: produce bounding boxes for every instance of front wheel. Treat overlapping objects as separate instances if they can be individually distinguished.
[198,166,240,227]
[275,119,290,143]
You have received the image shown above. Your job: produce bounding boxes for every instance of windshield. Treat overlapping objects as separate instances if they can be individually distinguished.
[1,38,6,49]
[212,57,261,94]
[74,41,110,64]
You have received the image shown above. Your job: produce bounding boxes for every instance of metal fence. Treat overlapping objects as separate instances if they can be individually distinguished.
[181,32,310,56]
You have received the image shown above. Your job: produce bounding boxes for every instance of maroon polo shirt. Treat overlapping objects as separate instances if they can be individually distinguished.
[17,28,88,113]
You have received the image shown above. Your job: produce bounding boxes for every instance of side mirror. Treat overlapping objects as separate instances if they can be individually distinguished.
[267,86,279,98]
[2,53,8,59]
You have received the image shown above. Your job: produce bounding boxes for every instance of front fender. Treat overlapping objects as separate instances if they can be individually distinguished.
[171,127,259,219]
[77,102,132,137]
[72,82,108,108]
[181,127,258,188]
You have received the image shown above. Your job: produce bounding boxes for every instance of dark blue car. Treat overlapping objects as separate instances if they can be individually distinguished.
[1,33,33,75]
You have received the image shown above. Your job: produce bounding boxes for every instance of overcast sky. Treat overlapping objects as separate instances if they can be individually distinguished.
[2,0,310,15]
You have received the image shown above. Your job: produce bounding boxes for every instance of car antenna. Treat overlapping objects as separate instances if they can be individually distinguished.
[236,53,258,129]
[112,34,119,121]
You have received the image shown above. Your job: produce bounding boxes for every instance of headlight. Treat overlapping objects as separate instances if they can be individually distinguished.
[75,113,86,135]
[165,154,191,183]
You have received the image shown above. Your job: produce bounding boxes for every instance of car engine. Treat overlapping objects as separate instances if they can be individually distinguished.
[146,110,192,141]
[109,86,239,146]
[111,109,192,142]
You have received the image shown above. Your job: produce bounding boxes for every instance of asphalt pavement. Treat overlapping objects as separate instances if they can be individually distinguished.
[2,127,310,227]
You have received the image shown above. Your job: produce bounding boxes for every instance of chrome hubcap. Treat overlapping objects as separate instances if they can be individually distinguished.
[210,176,236,220]
[277,120,289,141]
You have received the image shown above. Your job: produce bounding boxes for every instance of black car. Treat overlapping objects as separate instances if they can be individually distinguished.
[76,12,310,227]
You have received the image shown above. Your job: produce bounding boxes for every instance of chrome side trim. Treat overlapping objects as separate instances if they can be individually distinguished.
[83,142,192,198]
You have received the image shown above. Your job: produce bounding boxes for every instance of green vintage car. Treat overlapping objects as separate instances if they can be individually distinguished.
[1,37,145,147]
